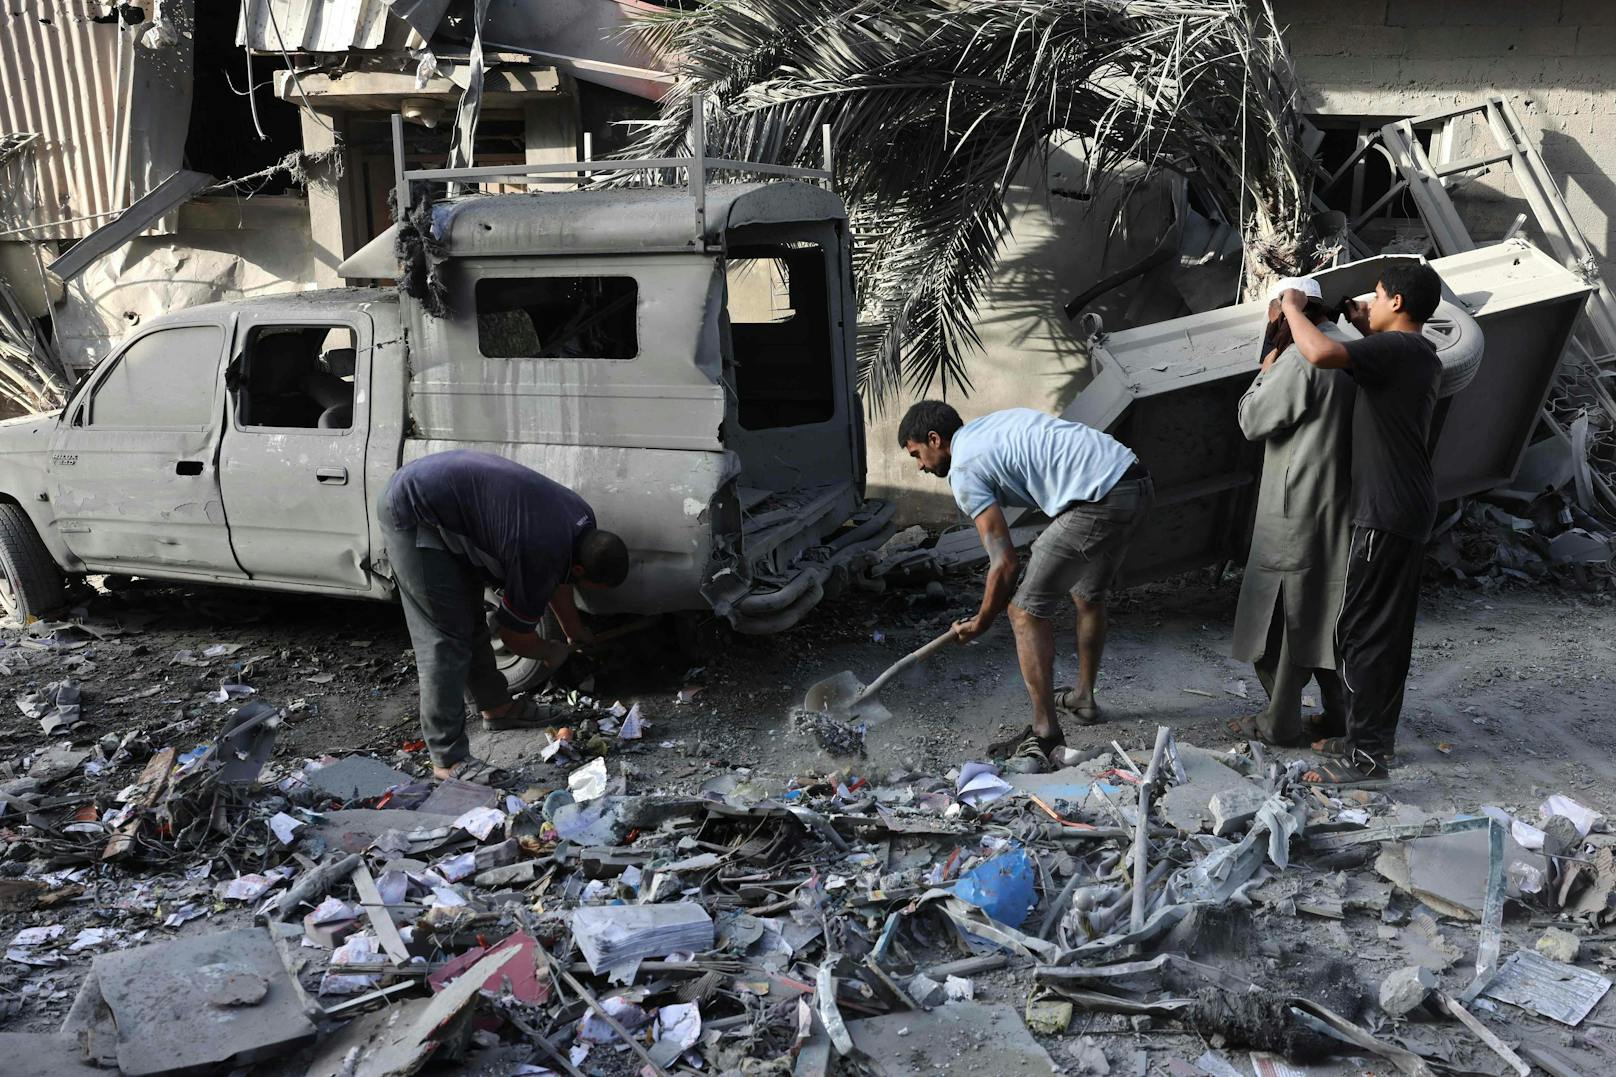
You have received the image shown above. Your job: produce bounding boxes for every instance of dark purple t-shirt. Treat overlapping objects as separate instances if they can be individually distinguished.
[385,450,595,630]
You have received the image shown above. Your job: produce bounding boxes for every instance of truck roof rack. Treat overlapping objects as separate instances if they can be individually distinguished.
[391,95,833,241]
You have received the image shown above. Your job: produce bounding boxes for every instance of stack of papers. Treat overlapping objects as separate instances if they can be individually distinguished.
[571,903,714,982]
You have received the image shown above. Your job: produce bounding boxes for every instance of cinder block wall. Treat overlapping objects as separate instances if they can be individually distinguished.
[1276,0,1616,282]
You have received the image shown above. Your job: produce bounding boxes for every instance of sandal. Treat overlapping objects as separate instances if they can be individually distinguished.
[1227,713,1305,749]
[1004,731,1064,774]
[436,755,511,786]
[1299,755,1389,788]
[482,696,571,732]
[1054,687,1103,726]
[987,724,1036,757]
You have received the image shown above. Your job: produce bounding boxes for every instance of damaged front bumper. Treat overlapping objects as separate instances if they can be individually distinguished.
[703,495,897,634]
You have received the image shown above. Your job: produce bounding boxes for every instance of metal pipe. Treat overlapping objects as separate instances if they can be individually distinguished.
[1129,726,1171,932]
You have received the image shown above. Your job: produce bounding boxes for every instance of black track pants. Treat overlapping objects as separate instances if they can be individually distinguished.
[1336,525,1423,761]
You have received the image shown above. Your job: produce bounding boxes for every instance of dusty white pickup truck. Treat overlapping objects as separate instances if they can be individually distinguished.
[0,117,894,689]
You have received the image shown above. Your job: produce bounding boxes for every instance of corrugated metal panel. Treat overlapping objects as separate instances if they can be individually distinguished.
[0,3,136,240]
[237,0,420,52]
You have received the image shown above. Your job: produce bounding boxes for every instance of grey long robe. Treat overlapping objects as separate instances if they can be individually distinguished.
[1230,341,1356,669]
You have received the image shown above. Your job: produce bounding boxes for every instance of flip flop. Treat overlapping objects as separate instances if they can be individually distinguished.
[437,755,510,786]
[1226,713,1306,749]
[1054,687,1103,726]
[482,696,570,732]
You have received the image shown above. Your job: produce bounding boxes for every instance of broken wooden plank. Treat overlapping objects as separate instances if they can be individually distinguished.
[352,863,411,964]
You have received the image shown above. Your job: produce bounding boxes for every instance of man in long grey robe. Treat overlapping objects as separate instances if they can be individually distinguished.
[1230,279,1354,746]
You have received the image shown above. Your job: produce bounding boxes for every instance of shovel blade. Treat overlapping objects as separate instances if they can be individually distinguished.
[802,671,893,726]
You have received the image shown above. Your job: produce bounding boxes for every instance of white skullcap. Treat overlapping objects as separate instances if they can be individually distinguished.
[1268,276,1323,303]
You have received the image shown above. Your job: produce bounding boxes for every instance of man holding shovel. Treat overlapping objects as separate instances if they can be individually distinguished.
[899,402,1152,772]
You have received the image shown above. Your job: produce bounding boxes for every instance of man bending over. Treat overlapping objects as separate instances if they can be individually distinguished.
[899,402,1152,773]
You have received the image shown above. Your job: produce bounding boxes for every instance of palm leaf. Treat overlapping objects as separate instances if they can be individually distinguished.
[624,0,1311,412]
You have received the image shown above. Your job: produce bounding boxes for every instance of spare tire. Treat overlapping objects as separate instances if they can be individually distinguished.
[1424,298,1484,399]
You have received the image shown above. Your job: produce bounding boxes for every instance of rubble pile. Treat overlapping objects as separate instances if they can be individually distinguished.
[7,657,1616,1076]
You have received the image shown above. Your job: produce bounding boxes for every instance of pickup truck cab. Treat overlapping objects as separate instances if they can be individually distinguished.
[0,113,893,688]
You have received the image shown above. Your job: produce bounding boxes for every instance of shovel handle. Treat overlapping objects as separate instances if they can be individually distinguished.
[856,628,959,702]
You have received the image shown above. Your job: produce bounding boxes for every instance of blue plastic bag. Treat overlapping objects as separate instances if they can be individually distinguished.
[952,846,1036,928]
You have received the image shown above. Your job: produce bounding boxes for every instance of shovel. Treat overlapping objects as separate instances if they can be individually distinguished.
[803,627,960,724]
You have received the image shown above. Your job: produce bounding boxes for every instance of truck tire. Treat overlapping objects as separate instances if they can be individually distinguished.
[1426,298,1484,399]
[0,503,65,622]
[485,591,559,695]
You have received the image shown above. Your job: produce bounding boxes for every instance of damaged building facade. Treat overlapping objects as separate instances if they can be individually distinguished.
[863,1,1616,531]
[0,0,668,411]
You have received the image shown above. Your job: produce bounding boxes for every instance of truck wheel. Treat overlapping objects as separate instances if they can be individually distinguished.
[485,592,560,695]
[0,503,65,622]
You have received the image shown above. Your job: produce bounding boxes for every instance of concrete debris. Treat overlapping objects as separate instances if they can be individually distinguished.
[0,595,1610,1077]
[304,755,414,801]
[91,928,316,1075]
[1378,965,1436,1018]
[846,1002,1060,1076]
[1537,927,1581,963]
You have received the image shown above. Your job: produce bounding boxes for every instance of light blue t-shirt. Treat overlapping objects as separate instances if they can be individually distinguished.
[947,408,1137,519]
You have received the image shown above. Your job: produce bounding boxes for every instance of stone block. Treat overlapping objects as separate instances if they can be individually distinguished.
[1379,965,1437,1017]
[1537,927,1581,963]
[1209,787,1269,837]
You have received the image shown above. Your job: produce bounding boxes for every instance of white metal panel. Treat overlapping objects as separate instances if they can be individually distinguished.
[238,0,415,52]
[0,2,134,240]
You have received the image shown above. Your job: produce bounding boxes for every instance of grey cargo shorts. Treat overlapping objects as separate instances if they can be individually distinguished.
[1011,472,1153,617]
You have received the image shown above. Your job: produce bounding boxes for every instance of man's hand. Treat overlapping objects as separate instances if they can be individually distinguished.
[498,625,570,670]
[952,616,987,643]
[567,625,597,648]
[535,638,571,670]
[1280,287,1308,313]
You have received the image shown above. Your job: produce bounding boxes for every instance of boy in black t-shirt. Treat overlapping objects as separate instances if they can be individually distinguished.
[1279,262,1445,784]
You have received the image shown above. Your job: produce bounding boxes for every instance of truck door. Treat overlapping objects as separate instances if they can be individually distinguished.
[46,320,246,579]
[217,313,373,589]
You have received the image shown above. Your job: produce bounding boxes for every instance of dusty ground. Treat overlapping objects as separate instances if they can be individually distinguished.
[2,566,1614,1071]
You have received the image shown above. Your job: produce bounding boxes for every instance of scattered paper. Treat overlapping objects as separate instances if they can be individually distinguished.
[569,757,609,802]
[652,1001,702,1063]
[452,805,506,841]
[956,762,1012,807]
[268,811,303,845]
[212,683,256,703]
[309,896,361,924]
[620,704,644,740]
[1542,795,1604,837]
[320,934,381,995]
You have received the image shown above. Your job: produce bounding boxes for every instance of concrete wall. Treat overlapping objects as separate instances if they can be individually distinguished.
[1275,0,1616,282]
[53,196,318,368]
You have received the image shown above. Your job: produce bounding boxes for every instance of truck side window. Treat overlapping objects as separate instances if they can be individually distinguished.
[475,277,638,360]
[727,247,835,429]
[236,326,356,431]
[90,325,223,429]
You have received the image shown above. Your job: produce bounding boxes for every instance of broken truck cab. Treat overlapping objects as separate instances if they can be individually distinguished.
[0,116,892,673]
[396,177,894,634]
